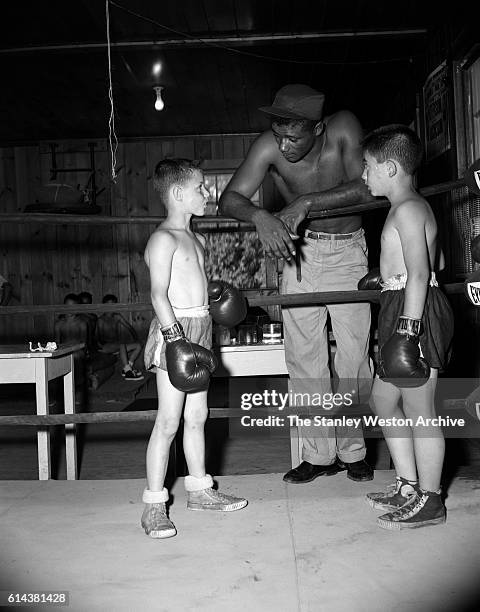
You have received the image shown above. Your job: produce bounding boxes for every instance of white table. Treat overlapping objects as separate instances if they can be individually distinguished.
[0,342,83,480]
[214,343,288,377]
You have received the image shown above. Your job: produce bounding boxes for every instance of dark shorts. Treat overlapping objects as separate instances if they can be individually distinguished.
[378,286,454,374]
[144,315,212,373]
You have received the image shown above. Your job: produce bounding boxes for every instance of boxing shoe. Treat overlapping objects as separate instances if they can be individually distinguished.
[366,476,419,511]
[141,504,177,538]
[283,460,345,483]
[141,488,176,538]
[377,489,446,530]
[184,474,247,511]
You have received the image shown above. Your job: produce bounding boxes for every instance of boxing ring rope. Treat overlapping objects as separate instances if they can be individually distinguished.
[0,177,465,228]
[0,283,466,316]
[0,397,471,428]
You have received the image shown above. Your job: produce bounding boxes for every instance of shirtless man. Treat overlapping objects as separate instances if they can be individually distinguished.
[141,158,247,539]
[361,124,454,529]
[219,84,374,484]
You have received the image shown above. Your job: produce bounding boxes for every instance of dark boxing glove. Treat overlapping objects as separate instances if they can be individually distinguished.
[380,316,430,388]
[358,268,383,291]
[162,321,217,392]
[208,280,247,328]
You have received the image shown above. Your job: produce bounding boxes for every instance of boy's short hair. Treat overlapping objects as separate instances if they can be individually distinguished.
[153,158,201,203]
[102,294,118,304]
[361,124,423,175]
[63,293,79,304]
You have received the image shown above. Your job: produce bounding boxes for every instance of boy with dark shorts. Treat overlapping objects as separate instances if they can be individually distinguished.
[360,125,454,529]
[141,158,247,539]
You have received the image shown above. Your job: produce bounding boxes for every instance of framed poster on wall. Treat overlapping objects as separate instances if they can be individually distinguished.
[423,60,451,161]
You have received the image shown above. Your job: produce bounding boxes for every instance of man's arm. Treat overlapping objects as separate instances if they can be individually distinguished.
[219,133,297,261]
[277,112,373,234]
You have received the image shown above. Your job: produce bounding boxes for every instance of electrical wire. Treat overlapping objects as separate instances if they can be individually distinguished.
[106,0,119,182]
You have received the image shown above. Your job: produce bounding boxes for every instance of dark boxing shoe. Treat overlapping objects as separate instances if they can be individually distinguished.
[337,459,374,482]
[366,476,419,511]
[377,490,446,530]
[283,460,345,484]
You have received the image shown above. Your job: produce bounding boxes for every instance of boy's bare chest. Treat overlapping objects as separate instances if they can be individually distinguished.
[174,238,204,268]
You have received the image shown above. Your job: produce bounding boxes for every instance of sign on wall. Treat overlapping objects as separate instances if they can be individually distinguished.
[423,61,451,161]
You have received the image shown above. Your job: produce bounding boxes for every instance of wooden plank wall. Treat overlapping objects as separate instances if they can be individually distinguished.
[0,134,259,342]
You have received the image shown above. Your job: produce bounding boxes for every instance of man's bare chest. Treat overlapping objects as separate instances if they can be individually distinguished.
[270,149,346,198]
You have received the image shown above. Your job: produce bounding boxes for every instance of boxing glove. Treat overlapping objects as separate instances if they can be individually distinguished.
[208,280,247,328]
[358,268,383,291]
[380,316,430,388]
[162,321,217,392]
[464,269,480,306]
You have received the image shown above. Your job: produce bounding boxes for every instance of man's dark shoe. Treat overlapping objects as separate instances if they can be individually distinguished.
[283,460,344,484]
[337,459,374,482]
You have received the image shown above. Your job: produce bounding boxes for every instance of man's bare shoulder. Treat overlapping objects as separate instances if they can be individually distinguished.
[325,110,362,139]
[246,130,279,161]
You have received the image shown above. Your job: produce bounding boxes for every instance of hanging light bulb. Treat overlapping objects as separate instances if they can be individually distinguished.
[153,86,164,111]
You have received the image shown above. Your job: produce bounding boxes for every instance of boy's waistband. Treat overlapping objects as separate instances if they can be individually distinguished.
[381,272,438,292]
[172,305,210,318]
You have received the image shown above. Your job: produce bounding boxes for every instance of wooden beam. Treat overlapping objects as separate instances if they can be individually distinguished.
[0,29,428,55]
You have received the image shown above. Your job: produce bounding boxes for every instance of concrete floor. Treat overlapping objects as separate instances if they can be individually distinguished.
[1,470,480,612]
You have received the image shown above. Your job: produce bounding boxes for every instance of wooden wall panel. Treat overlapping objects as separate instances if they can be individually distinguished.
[0,133,267,342]
[145,142,165,217]
[0,147,24,341]
[124,141,152,338]
[113,144,131,306]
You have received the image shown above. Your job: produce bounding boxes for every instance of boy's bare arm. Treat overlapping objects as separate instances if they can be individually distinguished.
[395,201,430,319]
[145,231,177,326]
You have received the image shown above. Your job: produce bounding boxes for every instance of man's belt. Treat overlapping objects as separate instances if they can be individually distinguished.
[303,229,357,240]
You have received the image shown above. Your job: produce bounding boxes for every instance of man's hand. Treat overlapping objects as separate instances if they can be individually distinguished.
[252,209,297,261]
[274,195,311,237]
